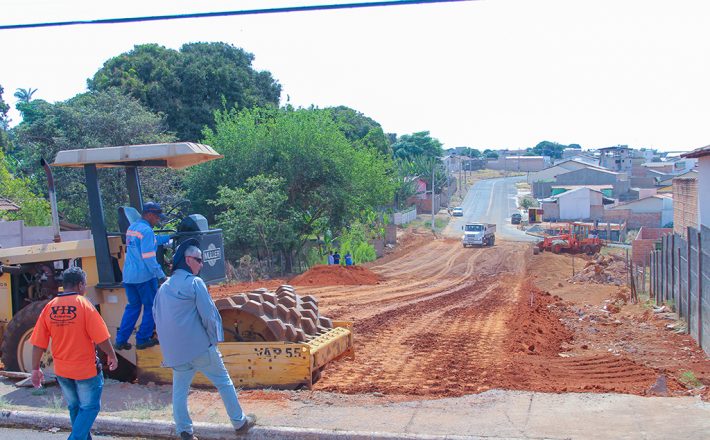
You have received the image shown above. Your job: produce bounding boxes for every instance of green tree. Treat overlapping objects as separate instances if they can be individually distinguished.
[10,89,179,228]
[483,149,499,159]
[187,106,395,270]
[14,87,37,104]
[0,149,51,226]
[391,131,443,160]
[88,42,281,141]
[325,106,391,156]
[0,85,11,152]
[462,148,481,158]
[212,175,296,268]
[529,141,567,159]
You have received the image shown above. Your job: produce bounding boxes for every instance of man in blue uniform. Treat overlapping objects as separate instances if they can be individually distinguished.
[114,202,171,350]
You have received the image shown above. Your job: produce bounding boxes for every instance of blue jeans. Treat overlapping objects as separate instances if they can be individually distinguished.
[172,346,245,435]
[117,279,158,344]
[56,372,104,440]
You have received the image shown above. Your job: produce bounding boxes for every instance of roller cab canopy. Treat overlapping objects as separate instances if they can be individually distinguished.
[52,142,223,169]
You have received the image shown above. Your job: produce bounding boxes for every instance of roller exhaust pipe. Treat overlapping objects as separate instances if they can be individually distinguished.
[41,158,61,243]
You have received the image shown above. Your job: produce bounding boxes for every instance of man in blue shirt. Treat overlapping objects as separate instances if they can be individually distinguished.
[114,202,170,351]
[153,239,256,440]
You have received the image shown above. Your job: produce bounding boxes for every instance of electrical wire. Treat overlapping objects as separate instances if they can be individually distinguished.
[0,0,477,31]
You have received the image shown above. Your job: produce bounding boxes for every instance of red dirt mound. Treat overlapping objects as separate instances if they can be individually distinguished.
[210,279,287,299]
[290,265,382,287]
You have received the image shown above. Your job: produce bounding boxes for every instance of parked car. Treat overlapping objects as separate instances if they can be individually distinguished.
[452,207,464,217]
[511,213,522,224]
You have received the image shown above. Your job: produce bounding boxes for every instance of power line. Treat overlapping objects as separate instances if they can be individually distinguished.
[0,0,477,31]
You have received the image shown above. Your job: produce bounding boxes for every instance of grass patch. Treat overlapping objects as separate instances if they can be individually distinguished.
[679,371,703,389]
[42,394,65,413]
[0,396,11,409]
[123,398,164,420]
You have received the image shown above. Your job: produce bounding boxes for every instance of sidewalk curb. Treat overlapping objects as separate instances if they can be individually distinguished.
[0,409,492,439]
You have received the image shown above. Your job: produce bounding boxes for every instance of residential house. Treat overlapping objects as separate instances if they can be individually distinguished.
[540,187,605,221]
[603,195,673,229]
[682,145,710,227]
[530,161,629,199]
[598,146,633,172]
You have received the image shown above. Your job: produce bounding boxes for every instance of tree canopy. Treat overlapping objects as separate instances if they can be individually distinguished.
[391,131,443,160]
[529,141,581,159]
[325,106,391,156]
[0,85,11,152]
[88,42,282,141]
[187,106,395,267]
[10,89,179,228]
[0,149,50,226]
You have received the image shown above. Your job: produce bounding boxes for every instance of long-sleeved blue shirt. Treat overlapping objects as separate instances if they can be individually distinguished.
[122,219,170,284]
[153,269,223,367]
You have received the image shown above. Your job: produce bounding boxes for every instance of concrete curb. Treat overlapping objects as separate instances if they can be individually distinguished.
[0,409,497,439]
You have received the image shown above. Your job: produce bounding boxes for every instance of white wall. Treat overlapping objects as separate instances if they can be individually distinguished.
[559,189,591,219]
[699,157,710,227]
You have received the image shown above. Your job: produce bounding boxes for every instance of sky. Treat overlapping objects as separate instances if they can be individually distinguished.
[2,0,709,152]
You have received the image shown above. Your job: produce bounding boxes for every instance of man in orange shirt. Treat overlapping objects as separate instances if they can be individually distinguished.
[30,267,118,440]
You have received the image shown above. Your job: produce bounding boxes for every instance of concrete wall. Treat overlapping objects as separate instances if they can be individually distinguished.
[559,189,591,219]
[699,157,710,227]
[487,156,546,172]
[674,177,698,236]
[541,201,559,221]
[553,167,630,197]
[532,181,552,198]
[603,209,662,229]
[0,220,91,248]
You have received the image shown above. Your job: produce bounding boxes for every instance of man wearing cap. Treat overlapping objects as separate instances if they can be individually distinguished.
[154,240,256,439]
[115,202,171,351]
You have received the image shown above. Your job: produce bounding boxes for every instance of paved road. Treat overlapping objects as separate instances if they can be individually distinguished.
[445,175,537,241]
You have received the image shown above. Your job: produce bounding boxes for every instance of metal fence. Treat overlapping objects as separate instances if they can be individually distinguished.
[649,225,710,356]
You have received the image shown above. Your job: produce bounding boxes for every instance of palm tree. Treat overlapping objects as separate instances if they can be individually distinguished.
[14,87,38,103]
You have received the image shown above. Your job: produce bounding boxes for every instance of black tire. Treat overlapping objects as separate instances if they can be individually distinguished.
[1,300,50,373]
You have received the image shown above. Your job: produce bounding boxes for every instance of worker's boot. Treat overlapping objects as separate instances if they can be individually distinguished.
[113,341,131,351]
[179,432,197,440]
[235,414,257,435]
[136,337,159,350]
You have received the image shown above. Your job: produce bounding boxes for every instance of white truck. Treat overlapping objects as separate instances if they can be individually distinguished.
[462,223,496,247]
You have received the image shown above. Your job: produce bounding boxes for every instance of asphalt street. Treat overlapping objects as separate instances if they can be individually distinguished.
[445,175,537,241]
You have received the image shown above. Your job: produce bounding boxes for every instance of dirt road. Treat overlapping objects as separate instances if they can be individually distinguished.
[254,231,708,399]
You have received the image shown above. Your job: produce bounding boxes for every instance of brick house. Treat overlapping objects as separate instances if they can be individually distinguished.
[603,195,673,229]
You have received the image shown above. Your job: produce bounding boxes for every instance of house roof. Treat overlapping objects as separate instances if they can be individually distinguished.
[553,186,604,198]
[682,145,710,159]
[607,195,669,210]
[0,197,20,212]
[552,184,612,192]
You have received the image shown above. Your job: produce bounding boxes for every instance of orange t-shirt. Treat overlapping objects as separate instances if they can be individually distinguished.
[30,293,111,380]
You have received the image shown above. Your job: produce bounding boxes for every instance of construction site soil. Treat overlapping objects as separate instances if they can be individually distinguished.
[211,230,710,401]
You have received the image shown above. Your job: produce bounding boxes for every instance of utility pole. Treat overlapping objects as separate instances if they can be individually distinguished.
[431,161,436,233]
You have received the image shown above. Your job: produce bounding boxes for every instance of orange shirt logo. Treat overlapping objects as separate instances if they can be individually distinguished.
[49,305,77,322]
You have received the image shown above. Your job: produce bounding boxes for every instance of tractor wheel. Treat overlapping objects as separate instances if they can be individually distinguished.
[552,244,562,254]
[594,245,602,254]
[490,236,495,246]
[1,299,53,374]
[533,247,540,255]
[583,245,592,255]
[215,285,334,344]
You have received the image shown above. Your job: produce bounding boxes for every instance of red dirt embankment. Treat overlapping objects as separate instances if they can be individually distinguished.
[290,265,382,287]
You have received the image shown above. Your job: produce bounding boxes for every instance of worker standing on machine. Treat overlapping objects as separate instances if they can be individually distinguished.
[153,239,256,439]
[114,202,170,351]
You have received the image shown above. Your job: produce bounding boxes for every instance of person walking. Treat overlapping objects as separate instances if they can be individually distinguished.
[115,202,170,351]
[344,252,353,266]
[153,239,256,440]
[30,267,118,440]
[327,251,335,265]
[333,251,341,265]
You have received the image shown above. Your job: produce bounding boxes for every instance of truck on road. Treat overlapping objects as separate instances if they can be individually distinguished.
[462,223,496,247]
